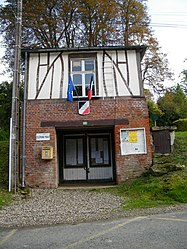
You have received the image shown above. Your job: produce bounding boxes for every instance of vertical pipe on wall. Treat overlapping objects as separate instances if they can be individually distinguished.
[9,118,13,192]
[10,0,22,192]
[22,52,28,188]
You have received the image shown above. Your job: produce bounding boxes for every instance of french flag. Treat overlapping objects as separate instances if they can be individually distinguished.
[88,75,94,100]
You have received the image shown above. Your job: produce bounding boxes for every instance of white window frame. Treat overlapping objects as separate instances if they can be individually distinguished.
[120,128,147,155]
[70,58,96,98]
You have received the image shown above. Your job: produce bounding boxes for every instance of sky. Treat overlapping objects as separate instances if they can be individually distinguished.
[0,0,187,87]
[147,0,187,87]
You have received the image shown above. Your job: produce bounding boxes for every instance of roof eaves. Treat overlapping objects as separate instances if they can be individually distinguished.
[22,45,147,54]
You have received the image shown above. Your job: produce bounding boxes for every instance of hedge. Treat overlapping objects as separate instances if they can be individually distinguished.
[173,118,187,131]
[0,141,9,188]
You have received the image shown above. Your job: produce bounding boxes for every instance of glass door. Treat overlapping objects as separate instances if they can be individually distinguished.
[63,135,87,181]
[88,135,113,181]
[62,133,113,182]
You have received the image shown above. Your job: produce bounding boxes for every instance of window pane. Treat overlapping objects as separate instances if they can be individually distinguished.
[77,138,83,164]
[65,138,84,166]
[66,139,76,165]
[72,60,81,71]
[73,75,82,96]
[85,60,94,71]
[74,86,82,96]
[85,74,95,96]
[73,74,82,85]
[90,137,109,166]
[85,74,94,85]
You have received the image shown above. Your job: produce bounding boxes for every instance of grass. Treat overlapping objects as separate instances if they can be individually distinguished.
[0,189,13,209]
[0,139,12,209]
[105,170,187,210]
[99,131,187,210]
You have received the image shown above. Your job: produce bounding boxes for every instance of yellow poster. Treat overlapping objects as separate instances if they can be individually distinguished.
[129,131,138,143]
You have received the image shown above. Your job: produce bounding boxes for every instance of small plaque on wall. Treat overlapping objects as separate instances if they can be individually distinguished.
[36,133,50,141]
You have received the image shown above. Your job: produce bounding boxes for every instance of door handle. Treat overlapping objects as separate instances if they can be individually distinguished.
[84,166,90,173]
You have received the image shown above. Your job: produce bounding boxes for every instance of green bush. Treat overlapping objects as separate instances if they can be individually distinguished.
[0,141,9,188]
[173,118,187,131]
[0,129,9,141]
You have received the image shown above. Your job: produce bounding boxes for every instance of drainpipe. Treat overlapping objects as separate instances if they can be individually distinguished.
[22,51,28,188]
[8,118,13,192]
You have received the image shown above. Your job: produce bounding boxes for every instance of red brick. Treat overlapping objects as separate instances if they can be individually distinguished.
[24,97,152,188]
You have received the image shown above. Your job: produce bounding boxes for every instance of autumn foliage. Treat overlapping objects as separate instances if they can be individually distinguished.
[0,0,172,92]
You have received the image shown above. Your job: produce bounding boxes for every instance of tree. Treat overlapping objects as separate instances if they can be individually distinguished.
[180,68,187,95]
[0,81,23,132]
[77,0,118,46]
[114,0,173,93]
[116,0,151,45]
[0,0,79,72]
[0,81,12,131]
[142,38,173,93]
[144,89,163,127]
[0,0,172,93]
[157,85,187,126]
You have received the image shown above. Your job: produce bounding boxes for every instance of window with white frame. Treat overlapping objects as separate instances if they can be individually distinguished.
[120,128,147,155]
[70,58,96,98]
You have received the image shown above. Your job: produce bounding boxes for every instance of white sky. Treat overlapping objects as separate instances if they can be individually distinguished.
[147,0,187,87]
[0,0,187,86]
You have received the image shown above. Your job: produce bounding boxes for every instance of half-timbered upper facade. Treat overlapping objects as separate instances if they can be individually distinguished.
[26,46,145,100]
[22,46,152,188]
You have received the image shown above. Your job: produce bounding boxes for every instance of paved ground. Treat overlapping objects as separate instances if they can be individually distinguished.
[0,211,187,249]
[0,188,123,228]
[0,188,187,228]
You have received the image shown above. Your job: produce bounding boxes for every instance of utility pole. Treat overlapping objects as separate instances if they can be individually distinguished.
[10,0,22,193]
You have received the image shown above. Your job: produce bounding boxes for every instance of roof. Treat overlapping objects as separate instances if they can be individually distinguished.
[22,45,147,60]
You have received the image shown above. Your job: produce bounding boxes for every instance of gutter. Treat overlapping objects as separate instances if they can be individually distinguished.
[21,51,28,188]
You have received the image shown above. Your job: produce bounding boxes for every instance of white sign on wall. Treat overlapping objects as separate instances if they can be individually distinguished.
[36,133,50,141]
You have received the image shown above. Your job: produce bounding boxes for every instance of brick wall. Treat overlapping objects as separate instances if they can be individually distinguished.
[24,97,152,188]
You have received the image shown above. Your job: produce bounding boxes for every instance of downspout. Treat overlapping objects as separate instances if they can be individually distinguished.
[8,118,13,192]
[22,51,28,188]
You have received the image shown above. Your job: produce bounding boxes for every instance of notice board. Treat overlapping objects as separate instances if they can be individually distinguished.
[120,128,146,155]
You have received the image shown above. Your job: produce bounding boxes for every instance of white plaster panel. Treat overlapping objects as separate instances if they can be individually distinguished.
[50,53,63,99]
[118,51,127,63]
[62,54,69,99]
[116,63,129,96]
[127,50,140,95]
[39,53,48,65]
[97,52,104,97]
[28,54,38,99]
[37,65,51,99]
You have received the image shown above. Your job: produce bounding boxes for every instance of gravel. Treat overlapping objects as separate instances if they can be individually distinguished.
[0,188,186,228]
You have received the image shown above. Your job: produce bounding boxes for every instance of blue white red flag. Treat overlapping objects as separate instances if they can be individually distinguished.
[67,76,75,102]
[88,75,94,100]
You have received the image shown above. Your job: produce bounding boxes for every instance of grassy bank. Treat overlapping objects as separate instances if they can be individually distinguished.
[101,131,187,210]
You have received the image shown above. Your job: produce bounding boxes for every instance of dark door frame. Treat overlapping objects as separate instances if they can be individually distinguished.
[57,128,116,184]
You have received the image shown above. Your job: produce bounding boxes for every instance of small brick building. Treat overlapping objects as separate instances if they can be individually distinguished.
[22,46,152,188]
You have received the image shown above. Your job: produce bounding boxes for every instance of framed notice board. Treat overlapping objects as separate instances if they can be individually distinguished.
[120,128,147,155]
